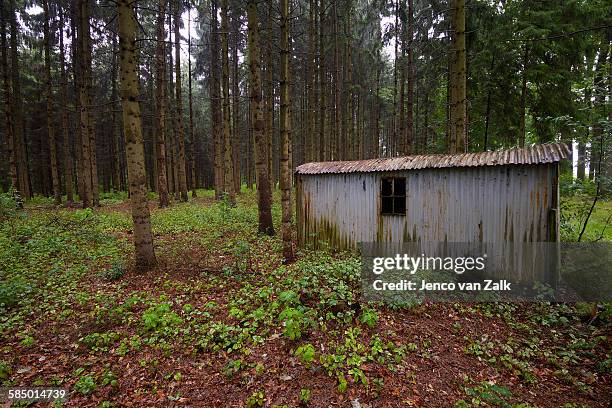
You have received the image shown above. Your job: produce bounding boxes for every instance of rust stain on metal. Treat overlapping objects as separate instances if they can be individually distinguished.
[296,143,569,175]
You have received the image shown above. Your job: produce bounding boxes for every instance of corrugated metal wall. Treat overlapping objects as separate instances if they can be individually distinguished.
[297,163,558,251]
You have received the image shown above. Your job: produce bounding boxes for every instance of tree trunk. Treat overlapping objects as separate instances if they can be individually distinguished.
[0,0,18,201]
[280,0,293,262]
[9,0,30,200]
[265,0,274,184]
[210,0,223,199]
[318,0,326,161]
[247,0,275,235]
[519,45,528,148]
[398,30,405,157]
[43,0,60,205]
[117,0,157,269]
[306,0,315,163]
[168,14,178,199]
[174,0,188,202]
[332,0,340,160]
[344,5,353,160]
[405,0,414,155]
[71,4,83,201]
[84,0,98,206]
[110,34,121,193]
[577,51,593,181]
[231,7,241,194]
[188,6,197,197]
[392,0,399,156]
[221,0,236,205]
[77,0,93,207]
[483,54,494,151]
[246,91,254,189]
[155,0,170,207]
[449,0,466,153]
[590,37,609,183]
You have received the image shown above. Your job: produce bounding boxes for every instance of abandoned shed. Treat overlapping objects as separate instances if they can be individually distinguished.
[295,143,570,251]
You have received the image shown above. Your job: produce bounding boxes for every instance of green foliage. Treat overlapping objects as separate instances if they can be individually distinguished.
[0,360,11,381]
[74,373,96,395]
[99,263,126,282]
[2,188,609,405]
[560,174,597,197]
[80,331,121,352]
[0,190,23,222]
[299,388,311,404]
[319,327,406,392]
[0,277,31,311]
[359,308,379,328]
[223,359,244,379]
[141,302,182,332]
[560,197,612,242]
[99,191,129,206]
[246,390,265,408]
[295,343,316,366]
[278,307,310,340]
[232,240,251,272]
[456,381,524,408]
[100,370,118,388]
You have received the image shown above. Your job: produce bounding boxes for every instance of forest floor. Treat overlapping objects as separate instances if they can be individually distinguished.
[0,189,610,407]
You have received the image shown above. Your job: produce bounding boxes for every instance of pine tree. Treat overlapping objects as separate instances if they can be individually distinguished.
[43,0,60,205]
[449,0,467,153]
[117,0,157,269]
[280,0,293,262]
[247,0,274,235]
[155,0,170,207]
[9,0,30,200]
[221,0,236,205]
[0,0,18,201]
[210,0,223,200]
[174,0,188,202]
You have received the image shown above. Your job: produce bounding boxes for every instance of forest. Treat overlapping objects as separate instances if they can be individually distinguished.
[0,0,611,406]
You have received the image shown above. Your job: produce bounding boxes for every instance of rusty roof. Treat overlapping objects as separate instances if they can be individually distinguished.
[295,143,570,175]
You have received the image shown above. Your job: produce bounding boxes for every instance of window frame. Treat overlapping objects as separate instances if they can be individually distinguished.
[380,177,406,216]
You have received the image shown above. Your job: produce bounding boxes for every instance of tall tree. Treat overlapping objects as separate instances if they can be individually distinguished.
[174,0,188,202]
[306,0,315,162]
[117,0,157,269]
[247,0,274,235]
[518,45,528,148]
[590,37,610,182]
[332,0,340,160]
[155,0,170,207]
[188,6,197,197]
[231,5,241,194]
[449,0,467,153]
[221,0,236,205]
[110,34,122,193]
[77,0,94,207]
[264,0,274,182]
[346,4,353,159]
[210,0,223,199]
[318,0,326,161]
[280,0,293,262]
[0,0,18,200]
[43,0,60,205]
[404,0,414,155]
[58,3,73,204]
[9,0,30,199]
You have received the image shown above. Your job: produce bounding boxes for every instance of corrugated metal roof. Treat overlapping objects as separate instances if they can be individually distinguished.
[295,143,569,175]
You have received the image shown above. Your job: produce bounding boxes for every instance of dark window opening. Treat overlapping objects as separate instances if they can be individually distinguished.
[381,177,406,215]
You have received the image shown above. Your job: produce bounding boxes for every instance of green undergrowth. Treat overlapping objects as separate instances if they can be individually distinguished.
[0,189,610,405]
[0,200,130,335]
